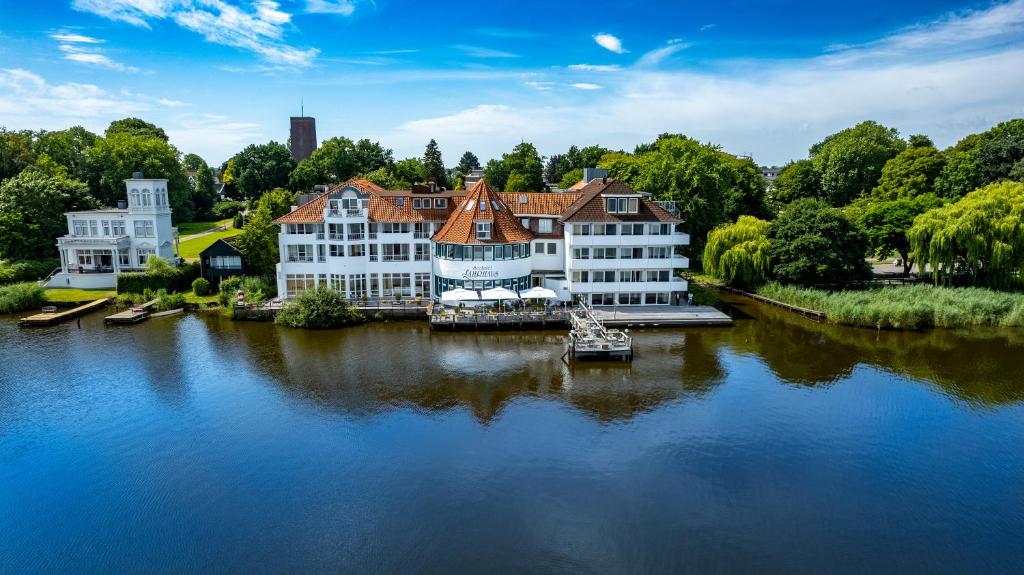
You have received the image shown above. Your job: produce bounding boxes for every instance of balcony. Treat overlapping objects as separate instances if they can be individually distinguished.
[382,254,410,262]
[348,233,365,240]
[328,233,345,241]
[413,231,431,239]
[287,256,314,263]
[315,232,325,240]
[58,234,131,247]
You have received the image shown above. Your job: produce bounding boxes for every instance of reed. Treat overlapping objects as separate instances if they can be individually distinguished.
[0,282,47,314]
[756,283,1024,329]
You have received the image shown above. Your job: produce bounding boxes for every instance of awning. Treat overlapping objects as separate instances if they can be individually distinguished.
[440,288,480,304]
[518,286,558,299]
[480,287,519,300]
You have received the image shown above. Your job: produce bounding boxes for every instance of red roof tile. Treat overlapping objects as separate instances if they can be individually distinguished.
[432,179,533,244]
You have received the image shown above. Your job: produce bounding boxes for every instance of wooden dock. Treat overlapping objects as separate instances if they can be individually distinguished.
[19,298,110,327]
[429,308,569,330]
[104,299,158,324]
[567,304,633,361]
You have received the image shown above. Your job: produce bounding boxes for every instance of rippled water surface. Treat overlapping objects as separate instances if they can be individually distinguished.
[2,297,1023,574]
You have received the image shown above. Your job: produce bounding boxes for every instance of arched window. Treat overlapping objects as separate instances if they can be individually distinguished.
[130,188,140,207]
[142,189,152,207]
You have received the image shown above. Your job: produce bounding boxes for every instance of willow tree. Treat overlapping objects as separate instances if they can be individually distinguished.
[703,215,771,288]
[908,181,1024,288]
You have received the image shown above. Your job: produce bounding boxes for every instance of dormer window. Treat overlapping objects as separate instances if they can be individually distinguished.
[434,198,447,208]
[476,222,491,239]
[519,195,528,204]
[396,197,405,206]
[479,200,487,212]
[606,197,639,214]
[491,200,501,211]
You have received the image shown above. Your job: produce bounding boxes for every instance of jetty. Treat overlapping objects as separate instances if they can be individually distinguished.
[592,305,732,327]
[104,299,158,324]
[567,303,633,361]
[19,298,110,327]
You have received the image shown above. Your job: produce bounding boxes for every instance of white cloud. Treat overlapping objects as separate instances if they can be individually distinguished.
[72,0,319,67]
[62,52,140,72]
[635,42,690,68]
[525,81,555,90]
[305,0,354,16]
[166,113,263,161]
[157,98,187,107]
[699,24,716,32]
[452,44,520,58]
[568,64,621,72]
[570,82,602,90]
[593,33,627,54]
[51,32,104,43]
[0,68,149,120]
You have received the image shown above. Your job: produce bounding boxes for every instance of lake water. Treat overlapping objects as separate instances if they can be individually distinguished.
[2,297,1023,574]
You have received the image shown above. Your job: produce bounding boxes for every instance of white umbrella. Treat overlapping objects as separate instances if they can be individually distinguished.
[480,287,519,300]
[440,288,480,304]
[519,286,558,299]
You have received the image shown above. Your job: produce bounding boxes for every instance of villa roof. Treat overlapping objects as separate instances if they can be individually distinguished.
[273,193,327,224]
[497,192,581,216]
[560,179,681,223]
[432,179,533,244]
[368,195,456,222]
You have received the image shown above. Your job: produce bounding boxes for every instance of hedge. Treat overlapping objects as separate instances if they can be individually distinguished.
[116,261,200,294]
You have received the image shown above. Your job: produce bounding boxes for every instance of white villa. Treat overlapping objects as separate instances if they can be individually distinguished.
[273,177,690,305]
[47,173,178,289]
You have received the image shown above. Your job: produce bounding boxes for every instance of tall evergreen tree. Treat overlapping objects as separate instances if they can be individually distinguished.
[456,151,480,176]
[421,139,449,187]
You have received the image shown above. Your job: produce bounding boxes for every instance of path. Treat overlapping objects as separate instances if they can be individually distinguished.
[179,221,233,243]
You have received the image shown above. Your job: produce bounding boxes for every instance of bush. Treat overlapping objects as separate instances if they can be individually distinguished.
[0,282,47,314]
[192,277,211,296]
[154,289,185,311]
[218,275,275,306]
[275,286,364,329]
[233,212,245,230]
[212,200,246,219]
[117,261,199,294]
[0,259,61,285]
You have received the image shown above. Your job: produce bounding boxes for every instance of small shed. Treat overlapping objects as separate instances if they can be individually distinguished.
[199,237,245,284]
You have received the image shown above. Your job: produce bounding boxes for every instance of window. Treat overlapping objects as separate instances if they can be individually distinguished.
[572,271,589,283]
[521,218,530,228]
[618,292,642,305]
[77,251,94,266]
[476,222,491,239]
[348,244,366,257]
[593,270,616,283]
[142,190,152,207]
[101,220,110,236]
[646,270,670,282]
[620,247,644,259]
[318,244,326,262]
[606,197,639,214]
[573,224,591,236]
[479,200,487,212]
[414,222,431,239]
[591,293,615,305]
[649,223,671,235]
[381,273,412,297]
[73,220,89,236]
[330,274,346,295]
[118,251,130,266]
[648,246,670,259]
[547,242,557,254]
[434,198,447,208]
[347,223,365,240]
[491,200,502,211]
[369,244,379,262]
[413,198,422,209]
[134,221,154,237]
[396,197,405,206]
[370,273,380,297]
[350,274,367,298]
[329,244,345,257]
[537,219,553,234]
[130,189,140,207]
[137,248,156,265]
[415,273,431,297]
[381,223,410,234]
[620,223,645,236]
[328,223,344,240]
[594,223,617,236]
[287,245,313,262]
[382,243,410,261]
[285,273,316,297]
[415,243,430,261]
[211,255,242,269]
[112,221,125,236]
[620,270,643,283]
[573,247,590,260]
[593,247,617,259]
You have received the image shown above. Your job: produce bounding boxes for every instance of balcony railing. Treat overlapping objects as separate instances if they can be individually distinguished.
[287,256,314,262]
[328,233,345,241]
[369,255,378,262]
[348,233,365,240]
[382,254,410,262]
[413,231,431,239]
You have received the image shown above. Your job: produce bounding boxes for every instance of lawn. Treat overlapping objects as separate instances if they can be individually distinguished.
[184,291,220,305]
[176,219,232,237]
[178,227,243,261]
[44,288,116,302]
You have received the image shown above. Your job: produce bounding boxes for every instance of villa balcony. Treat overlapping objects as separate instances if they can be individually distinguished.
[57,235,131,248]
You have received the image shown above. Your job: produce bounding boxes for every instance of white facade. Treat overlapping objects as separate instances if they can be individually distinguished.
[47,177,178,289]
[275,180,692,306]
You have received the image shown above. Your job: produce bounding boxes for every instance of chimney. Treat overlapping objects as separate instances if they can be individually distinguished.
[117,200,127,209]
[428,180,437,193]
[132,171,144,179]
[583,167,608,184]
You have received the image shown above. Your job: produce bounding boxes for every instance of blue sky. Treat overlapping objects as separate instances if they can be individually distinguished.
[1,0,1023,166]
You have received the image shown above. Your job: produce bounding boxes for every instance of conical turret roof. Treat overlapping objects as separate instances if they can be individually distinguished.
[432,179,534,244]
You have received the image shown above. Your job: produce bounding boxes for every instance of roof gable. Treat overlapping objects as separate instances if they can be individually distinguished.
[432,179,533,244]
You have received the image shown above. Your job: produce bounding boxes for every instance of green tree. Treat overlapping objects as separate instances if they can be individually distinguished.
[544,153,563,184]
[0,128,35,182]
[504,172,529,192]
[558,168,583,189]
[724,155,770,220]
[809,121,906,206]
[86,133,194,220]
[192,161,218,219]
[909,181,1024,288]
[289,137,393,190]
[772,159,822,205]
[976,119,1024,183]
[275,285,364,329]
[703,215,771,288]
[421,139,449,187]
[230,141,295,200]
[32,126,98,184]
[105,117,168,142]
[0,169,97,260]
[767,198,871,286]
[871,145,946,200]
[852,194,945,274]
[908,134,934,148]
[484,142,544,190]
[258,187,296,220]
[234,201,278,275]
[456,151,480,176]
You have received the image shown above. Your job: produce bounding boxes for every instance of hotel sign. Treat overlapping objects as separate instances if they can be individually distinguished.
[462,265,500,280]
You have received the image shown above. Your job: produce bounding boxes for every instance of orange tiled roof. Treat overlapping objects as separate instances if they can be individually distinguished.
[498,192,581,216]
[432,179,533,244]
[368,195,456,222]
[273,193,327,224]
[561,179,681,223]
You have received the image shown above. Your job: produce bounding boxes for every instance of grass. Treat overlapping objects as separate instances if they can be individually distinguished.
[178,227,243,261]
[756,283,1024,330]
[43,287,116,302]
[176,219,231,237]
[0,282,47,314]
[184,291,219,305]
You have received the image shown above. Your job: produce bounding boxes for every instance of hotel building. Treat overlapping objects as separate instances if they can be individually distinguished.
[272,177,690,305]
